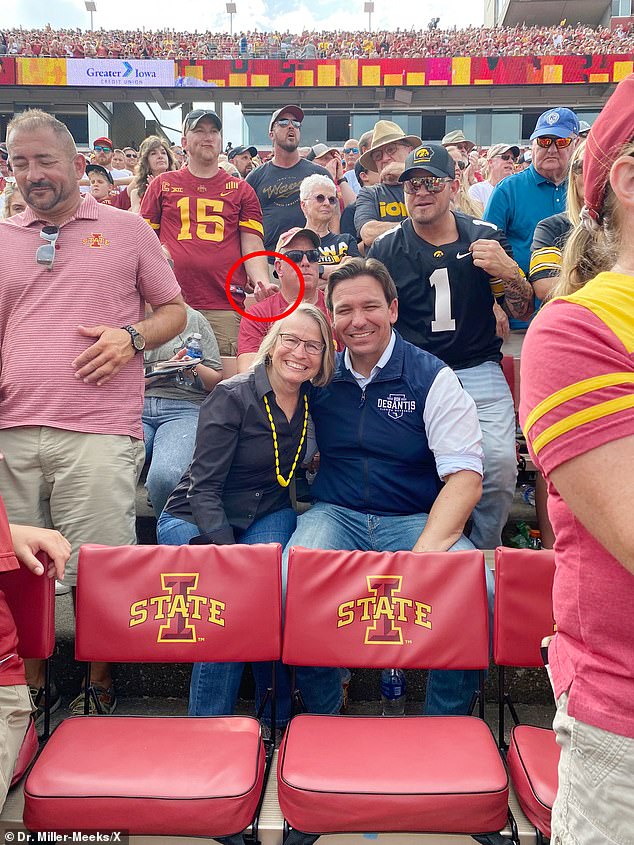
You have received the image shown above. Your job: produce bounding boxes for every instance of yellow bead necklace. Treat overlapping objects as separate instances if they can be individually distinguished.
[262,393,309,488]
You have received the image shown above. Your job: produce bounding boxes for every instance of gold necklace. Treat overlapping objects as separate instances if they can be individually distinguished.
[263,393,309,488]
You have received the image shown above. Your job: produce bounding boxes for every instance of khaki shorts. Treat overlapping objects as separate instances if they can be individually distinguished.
[199,309,241,357]
[0,427,145,586]
[551,691,634,845]
[0,684,31,810]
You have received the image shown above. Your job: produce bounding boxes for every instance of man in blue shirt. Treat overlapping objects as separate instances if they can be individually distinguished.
[484,107,579,328]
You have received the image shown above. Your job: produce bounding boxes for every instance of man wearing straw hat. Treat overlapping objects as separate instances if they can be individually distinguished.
[354,120,421,249]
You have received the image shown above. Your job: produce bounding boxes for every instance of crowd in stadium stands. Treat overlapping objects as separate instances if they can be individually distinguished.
[0,23,633,60]
[2,82,634,837]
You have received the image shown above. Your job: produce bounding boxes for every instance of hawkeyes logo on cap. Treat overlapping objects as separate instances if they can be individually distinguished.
[414,146,434,163]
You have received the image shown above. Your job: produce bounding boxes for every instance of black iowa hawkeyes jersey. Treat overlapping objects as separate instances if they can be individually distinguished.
[368,212,511,369]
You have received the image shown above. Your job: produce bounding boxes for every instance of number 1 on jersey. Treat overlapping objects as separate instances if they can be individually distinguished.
[430,267,456,332]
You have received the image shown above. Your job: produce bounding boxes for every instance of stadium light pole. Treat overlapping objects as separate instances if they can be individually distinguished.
[85,0,97,31]
[364,2,374,32]
[226,2,237,36]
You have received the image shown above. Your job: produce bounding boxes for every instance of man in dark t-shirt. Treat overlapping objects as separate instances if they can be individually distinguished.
[246,104,335,253]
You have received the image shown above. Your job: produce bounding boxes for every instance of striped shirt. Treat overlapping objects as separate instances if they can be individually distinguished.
[0,194,181,439]
[519,271,634,738]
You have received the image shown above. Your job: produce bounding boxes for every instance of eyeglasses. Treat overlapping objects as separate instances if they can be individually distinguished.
[283,249,321,264]
[403,176,453,194]
[36,225,60,270]
[370,142,406,163]
[93,145,112,153]
[275,118,302,128]
[498,153,517,162]
[343,147,359,154]
[279,333,325,356]
[311,194,338,206]
[571,159,584,175]
[535,136,574,149]
[125,152,138,159]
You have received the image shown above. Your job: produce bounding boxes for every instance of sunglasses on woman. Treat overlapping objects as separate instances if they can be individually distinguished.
[535,136,574,149]
[311,194,338,206]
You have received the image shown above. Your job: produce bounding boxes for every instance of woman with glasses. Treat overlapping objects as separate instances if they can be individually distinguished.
[157,304,335,727]
[129,136,177,214]
[300,173,359,282]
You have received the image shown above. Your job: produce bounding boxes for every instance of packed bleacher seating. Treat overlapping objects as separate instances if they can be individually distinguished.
[0,22,632,61]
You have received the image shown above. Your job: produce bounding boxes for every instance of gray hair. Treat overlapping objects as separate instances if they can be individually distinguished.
[300,173,336,202]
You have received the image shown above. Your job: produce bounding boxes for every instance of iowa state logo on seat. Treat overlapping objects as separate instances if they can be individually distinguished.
[337,575,432,645]
[129,573,226,643]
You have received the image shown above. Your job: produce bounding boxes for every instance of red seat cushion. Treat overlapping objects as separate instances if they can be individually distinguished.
[507,725,559,837]
[278,715,509,834]
[11,719,38,787]
[24,716,265,836]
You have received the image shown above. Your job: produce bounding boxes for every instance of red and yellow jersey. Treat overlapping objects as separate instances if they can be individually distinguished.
[521,271,634,474]
[141,167,263,310]
[519,271,634,739]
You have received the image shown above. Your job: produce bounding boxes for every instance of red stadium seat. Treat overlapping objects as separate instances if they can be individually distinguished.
[24,543,282,838]
[493,547,558,841]
[2,552,55,770]
[502,355,516,409]
[278,548,511,841]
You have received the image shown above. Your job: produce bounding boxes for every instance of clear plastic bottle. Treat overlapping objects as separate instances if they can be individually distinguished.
[381,668,406,716]
[185,333,203,360]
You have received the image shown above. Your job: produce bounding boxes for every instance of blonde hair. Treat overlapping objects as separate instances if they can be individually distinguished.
[453,173,483,218]
[565,140,585,226]
[253,304,335,388]
[557,139,634,296]
[2,182,25,218]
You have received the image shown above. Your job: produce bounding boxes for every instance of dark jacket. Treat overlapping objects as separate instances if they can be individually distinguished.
[164,363,309,544]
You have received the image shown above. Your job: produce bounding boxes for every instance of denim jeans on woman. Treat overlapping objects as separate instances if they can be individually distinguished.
[157,507,298,726]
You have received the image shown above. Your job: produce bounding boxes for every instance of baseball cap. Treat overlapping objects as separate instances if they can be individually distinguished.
[399,144,456,182]
[228,145,257,160]
[275,227,320,252]
[441,130,475,151]
[487,143,520,161]
[85,164,114,185]
[309,143,338,161]
[182,109,222,133]
[93,137,113,149]
[530,108,580,141]
[269,105,304,132]
[578,120,592,137]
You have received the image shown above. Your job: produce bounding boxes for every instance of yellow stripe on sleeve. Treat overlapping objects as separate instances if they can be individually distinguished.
[530,247,561,274]
[524,372,634,436]
[144,218,160,231]
[531,395,634,456]
[239,219,264,236]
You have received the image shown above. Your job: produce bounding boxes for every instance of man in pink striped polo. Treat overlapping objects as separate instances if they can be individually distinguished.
[0,110,186,719]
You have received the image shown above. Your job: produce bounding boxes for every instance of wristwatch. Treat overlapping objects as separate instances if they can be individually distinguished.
[336,177,346,185]
[122,324,146,353]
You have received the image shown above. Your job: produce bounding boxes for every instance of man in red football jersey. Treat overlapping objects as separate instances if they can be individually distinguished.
[141,109,270,355]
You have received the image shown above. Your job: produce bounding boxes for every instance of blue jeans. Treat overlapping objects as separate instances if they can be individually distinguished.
[142,397,200,516]
[284,502,495,716]
[157,507,297,726]
[455,361,517,550]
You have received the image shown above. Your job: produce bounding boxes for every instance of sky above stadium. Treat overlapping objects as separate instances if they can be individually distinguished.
[4,0,484,34]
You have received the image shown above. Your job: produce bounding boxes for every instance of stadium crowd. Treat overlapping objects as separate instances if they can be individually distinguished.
[1,76,633,843]
[0,22,632,60]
